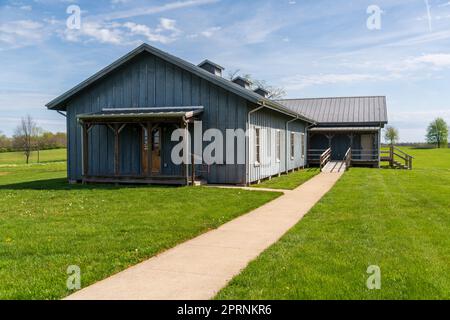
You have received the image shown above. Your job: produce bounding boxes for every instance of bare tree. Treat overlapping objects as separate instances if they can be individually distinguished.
[250,78,286,99]
[229,72,287,99]
[34,127,44,163]
[13,115,39,164]
[227,69,241,81]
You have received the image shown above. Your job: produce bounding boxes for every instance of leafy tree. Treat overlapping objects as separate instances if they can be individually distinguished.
[0,131,12,152]
[426,118,448,148]
[384,126,399,145]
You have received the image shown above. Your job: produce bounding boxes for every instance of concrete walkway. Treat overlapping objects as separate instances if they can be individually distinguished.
[66,172,343,300]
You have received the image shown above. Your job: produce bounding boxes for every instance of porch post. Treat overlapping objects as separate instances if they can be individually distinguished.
[184,121,190,186]
[326,134,333,148]
[82,123,89,179]
[114,124,120,176]
[147,123,153,177]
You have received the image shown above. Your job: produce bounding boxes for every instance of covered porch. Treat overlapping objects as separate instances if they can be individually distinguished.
[307,126,381,167]
[78,107,203,185]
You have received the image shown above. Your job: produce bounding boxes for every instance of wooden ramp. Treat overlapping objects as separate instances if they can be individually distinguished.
[322,161,347,173]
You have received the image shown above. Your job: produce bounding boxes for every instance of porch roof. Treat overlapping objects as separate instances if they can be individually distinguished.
[78,106,204,122]
[309,126,380,132]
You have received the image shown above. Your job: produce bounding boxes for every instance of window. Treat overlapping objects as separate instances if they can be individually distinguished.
[255,128,261,165]
[276,130,281,162]
[301,133,305,158]
[291,133,297,159]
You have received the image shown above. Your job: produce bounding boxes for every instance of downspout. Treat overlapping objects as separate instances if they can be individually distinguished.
[246,103,266,186]
[183,116,190,185]
[378,122,382,168]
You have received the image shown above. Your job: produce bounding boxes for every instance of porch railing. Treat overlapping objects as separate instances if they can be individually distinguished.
[308,149,327,163]
[340,147,352,171]
[319,148,332,172]
[351,149,379,161]
[381,146,414,170]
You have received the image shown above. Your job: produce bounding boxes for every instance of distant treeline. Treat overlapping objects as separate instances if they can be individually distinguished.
[381,142,449,149]
[0,131,67,153]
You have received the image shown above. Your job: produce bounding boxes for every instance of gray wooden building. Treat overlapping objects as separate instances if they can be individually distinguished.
[46,44,388,185]
[277,97,388,167]
[46,44,313,185]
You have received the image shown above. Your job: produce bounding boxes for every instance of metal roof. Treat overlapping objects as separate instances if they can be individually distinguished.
[198,59,224,71]
[78,107,204,121]
[46,43,314,123]
[276,96,388,125]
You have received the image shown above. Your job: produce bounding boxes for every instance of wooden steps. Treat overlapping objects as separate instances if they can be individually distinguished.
[380,146,414,170]
[322,161,347,173]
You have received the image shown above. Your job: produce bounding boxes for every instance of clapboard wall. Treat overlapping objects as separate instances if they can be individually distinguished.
[66,51,248,184]
[248,107,307,183]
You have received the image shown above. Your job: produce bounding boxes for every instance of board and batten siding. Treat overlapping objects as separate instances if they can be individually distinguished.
[248,108,307,183]
[66,51,247,184]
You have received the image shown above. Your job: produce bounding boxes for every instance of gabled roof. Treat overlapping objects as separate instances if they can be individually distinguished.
[46,43,314,123]
[276,96,388,125]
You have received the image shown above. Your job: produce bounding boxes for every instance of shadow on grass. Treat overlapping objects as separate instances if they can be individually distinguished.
[0,178,177,191]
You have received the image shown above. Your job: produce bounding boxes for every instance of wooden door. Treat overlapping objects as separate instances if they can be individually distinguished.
[151,127,161,174]
[361,134,373,160]
[141,127,149,175]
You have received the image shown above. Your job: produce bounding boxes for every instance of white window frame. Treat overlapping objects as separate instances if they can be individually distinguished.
[290,132,295,160]
[255,127,261,166]
[276,130,281,163]
[301,133,305,159]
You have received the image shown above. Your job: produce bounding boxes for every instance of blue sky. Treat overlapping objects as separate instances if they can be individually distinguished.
[1,0,450,142]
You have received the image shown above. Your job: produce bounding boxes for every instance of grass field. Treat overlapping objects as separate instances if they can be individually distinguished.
[217,147,450,300]
[0,153,280,299]
[0,149,66,165]
[253,168,320,190]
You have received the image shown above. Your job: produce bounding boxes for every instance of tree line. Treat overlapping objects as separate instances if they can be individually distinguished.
[384,117,449,148]
[0,115,67,163]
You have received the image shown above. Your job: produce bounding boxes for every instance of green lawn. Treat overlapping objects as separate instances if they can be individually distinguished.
[0,149,66,165]
[217,147,450,300]
[253,168,320,190]
[0,159,280,299]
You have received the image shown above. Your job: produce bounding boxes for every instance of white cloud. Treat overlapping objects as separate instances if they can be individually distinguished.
[123,18,181,44]
[282,73,386,90]
[409,53,450,68]
[0,91,56,111]
[200,26,221,38]
[63,21,124,44]
[20,5,32,11]
[0,20,45,49]
[94,0,218,21]
[63,18,182,45]
[158,18,178,32]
